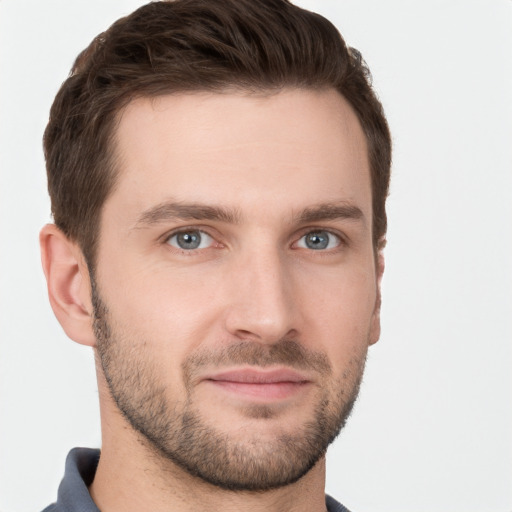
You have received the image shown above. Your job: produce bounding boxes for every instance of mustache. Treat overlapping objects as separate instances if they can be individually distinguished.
[182,339,332,384]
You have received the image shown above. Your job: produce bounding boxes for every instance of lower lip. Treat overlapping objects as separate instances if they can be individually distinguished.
[206,380,309,400]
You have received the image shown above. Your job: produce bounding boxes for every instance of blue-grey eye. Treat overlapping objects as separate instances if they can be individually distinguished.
[297,231,340,250]
[167,230,213,250]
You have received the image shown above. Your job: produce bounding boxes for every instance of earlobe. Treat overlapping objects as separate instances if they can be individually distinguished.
[369,243,385,346]
[40,224,96,347]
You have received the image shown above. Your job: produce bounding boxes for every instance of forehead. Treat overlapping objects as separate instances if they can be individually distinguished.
[107,88,370,225]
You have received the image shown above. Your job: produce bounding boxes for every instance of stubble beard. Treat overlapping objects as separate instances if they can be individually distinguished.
[92,281,367,491]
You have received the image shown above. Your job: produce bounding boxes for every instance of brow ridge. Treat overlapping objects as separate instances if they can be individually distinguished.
[133,201,241,228]
[133,199,364,230]
[297,202,364,224]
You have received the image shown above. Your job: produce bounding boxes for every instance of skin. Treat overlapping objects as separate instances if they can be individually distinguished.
[40,88,384,512]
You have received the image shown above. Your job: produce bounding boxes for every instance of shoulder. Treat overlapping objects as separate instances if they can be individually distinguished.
[326,494,353,512]
[41,505,60,512]
[40,448,101,512]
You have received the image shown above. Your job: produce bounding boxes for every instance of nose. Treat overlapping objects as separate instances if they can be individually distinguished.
[223,246,299,343]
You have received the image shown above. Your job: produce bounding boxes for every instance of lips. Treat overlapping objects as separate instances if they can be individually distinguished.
[203,368,311,400]
[208,368,308,383]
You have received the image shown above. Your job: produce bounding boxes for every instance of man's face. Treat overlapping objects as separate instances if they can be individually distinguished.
[92,88,382,490]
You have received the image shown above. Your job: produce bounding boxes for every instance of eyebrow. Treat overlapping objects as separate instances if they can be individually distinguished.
[133,201,241,228]
[297,202,365,224]
[132,199,364,230]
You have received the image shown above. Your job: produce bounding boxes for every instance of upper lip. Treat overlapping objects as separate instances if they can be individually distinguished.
[203,367,311,384]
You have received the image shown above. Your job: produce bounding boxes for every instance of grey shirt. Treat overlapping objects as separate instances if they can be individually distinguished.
[42,448,351,512]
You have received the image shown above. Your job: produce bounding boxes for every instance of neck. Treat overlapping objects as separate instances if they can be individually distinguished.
[90,426,327,512]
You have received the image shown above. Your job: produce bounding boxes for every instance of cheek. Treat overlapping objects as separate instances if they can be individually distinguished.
[298,264,377,359]
[99,257,225,357]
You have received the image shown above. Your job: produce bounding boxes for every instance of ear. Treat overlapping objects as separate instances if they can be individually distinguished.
[368,239,385,346]
[40,224,96,347]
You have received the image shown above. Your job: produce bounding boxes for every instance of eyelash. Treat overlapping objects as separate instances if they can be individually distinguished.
[162,227,347,254]
[294,230,343,251]
[164,228,220,253]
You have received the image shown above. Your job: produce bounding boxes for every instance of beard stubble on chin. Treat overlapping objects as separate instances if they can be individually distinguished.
[92,279,367,491]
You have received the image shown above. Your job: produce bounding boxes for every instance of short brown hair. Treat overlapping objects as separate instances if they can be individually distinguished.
[44,0,391,268]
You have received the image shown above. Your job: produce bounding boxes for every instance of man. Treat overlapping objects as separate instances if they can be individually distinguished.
[40,0,391,510]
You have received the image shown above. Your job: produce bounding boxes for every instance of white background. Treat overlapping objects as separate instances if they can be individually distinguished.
[1,1,511,511]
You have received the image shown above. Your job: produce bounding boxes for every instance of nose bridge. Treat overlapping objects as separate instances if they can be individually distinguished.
[224,240,297,342]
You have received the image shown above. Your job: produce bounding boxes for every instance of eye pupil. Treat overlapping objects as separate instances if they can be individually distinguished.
[305,231,329,250]
[177,231,201,249]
